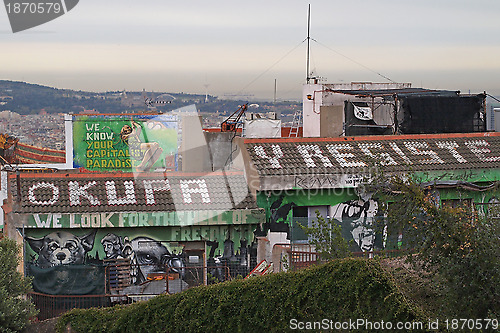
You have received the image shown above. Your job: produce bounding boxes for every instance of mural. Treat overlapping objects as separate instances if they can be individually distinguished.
[265,193,387,253]
[26,230,97,268]
[24,225,256,295]
[72,114,178,172]
[329,197,382,252]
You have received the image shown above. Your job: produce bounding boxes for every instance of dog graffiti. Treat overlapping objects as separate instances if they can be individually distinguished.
[25,229,253,295]
[25,230,97,268]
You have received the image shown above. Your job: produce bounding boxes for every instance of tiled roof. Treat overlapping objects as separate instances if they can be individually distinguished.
[15,142,65,164]
[10,171,257,214]
[243,132,500,177]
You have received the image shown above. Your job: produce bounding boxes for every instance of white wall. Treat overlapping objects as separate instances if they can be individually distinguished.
[302,83,323,137]
[495,108,500,132]
[0,171,6,229]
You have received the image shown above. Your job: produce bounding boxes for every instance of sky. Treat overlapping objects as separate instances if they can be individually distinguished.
[1,0,500,101]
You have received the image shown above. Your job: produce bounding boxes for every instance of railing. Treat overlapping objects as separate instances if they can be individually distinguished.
[29,292,128,321]
[284,246,405,272]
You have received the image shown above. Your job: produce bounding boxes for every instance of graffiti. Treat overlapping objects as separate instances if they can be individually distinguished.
[294,174,364,189]
[25,230,97,268]
[119,120,163,172]
[28,211,263,228]
[487,197,500,218]
[100,233,132,260]
[24,226,256,294]
[331,198,380,252]
[129,236,185,283]
[250,137,500,170]
[269,195,296,224]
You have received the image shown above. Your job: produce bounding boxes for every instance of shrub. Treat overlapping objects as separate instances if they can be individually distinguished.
[300,210,351,260]
[0,238,38,332]
[369,172,500,318]
[56,258,426,333]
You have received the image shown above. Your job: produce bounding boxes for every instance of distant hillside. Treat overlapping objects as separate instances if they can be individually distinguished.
[0,80,206,115]
[0,80,301,117]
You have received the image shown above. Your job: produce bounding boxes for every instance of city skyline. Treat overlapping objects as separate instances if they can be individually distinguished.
[1,0,500,100]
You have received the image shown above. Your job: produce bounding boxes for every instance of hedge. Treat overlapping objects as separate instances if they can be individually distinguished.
[56,258,427,333]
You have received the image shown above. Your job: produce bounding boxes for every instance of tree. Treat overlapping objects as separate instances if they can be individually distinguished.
[368,172,500,318]
[0,238,38,332]
[300,211,351,261]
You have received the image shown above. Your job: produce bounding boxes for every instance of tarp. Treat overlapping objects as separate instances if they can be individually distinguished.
[26,264,105,295]
[244,119,281,138]
[399,95,485,134]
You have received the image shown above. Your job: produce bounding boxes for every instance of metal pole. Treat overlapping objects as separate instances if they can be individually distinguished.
[306,4,311,83]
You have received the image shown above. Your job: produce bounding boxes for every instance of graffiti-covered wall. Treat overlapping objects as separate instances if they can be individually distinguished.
[23,221,259,295]
[9,171,264,295]
[258,189,389,252]
[257,186,500,253]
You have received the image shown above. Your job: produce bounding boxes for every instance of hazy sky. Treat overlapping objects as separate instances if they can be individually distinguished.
[1,0,500,100]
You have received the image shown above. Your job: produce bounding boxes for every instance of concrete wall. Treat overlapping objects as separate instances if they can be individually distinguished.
[302,83,323,137]
[181,118,243,172]
[320,105,344,137]
[181,115,210,172]
[205,132,239,171]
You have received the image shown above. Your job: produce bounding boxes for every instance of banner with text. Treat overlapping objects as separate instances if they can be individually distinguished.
[73,114,178,171]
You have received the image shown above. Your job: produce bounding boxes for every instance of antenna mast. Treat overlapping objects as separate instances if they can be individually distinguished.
[306,4,311,83]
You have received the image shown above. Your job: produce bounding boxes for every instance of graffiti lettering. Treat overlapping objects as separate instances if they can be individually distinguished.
[28,210,265,229]
[251,138,500,170]
[294,174,364,189]
[26,179,211,207]
[33,213,62,228]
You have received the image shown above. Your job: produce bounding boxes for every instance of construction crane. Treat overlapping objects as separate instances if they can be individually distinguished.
[221,103,248,132]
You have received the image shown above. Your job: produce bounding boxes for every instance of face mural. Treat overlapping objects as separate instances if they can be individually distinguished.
[129,236,185,282]
[266,194,384,252]
[330,198,379,252]
[101,233,131,259]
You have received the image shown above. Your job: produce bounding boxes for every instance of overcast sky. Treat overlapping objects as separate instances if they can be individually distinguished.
[1,0,500,100]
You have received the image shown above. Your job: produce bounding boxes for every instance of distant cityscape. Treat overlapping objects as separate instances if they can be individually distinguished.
[0,80,302,149]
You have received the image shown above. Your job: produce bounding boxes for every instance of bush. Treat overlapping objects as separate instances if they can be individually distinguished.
[300,210,351,260]
[369,172,500,318]
[56,258,427,333]
[0,238,38,332]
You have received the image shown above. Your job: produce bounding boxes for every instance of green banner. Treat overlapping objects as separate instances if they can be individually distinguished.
[27,210,265,229]
[73,114,178,171]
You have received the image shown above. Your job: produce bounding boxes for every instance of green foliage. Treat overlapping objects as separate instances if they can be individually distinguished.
[300,210,351,260]
[369,172,500,318]
[56,259,426,333]
[0,238,38,333]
